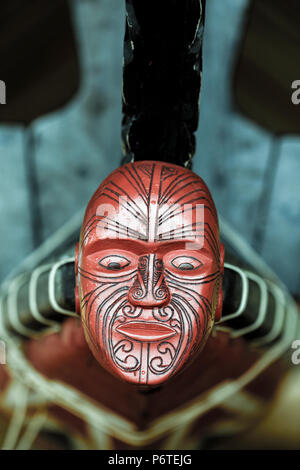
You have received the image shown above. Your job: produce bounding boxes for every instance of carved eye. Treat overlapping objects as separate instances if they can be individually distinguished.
[99,255,130,271]
[171,256,203,271]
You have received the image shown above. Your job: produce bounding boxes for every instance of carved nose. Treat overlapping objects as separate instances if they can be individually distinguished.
[128,255,170,307]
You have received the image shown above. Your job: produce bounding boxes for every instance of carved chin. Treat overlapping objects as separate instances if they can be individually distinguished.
[100,322,203,385]
[85,326,205,386]
[104,346,187,386]
[83,297,210,385]
[104,339,204,386]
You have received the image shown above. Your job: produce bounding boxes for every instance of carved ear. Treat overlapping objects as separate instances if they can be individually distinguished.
[215,242,225,322]
[75,242,81,315]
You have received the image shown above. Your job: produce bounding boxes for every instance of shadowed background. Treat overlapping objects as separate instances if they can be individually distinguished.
[0,0,300,450]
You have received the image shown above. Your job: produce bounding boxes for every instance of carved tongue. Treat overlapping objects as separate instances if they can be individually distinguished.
[116,321,176,342]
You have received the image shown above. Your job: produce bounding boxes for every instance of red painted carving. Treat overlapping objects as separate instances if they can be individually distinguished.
[76,161,224,386]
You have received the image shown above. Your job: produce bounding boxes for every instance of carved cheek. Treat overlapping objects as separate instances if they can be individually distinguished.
[165,272,215,348]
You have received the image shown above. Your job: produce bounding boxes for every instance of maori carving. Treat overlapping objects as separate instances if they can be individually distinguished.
[77,161,224,386]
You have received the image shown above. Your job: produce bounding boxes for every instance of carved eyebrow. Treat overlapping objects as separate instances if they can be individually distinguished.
[83,238,212,257]
[83,239,144,255]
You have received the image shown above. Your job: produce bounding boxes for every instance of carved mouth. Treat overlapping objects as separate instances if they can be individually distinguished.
[115,321,176,342]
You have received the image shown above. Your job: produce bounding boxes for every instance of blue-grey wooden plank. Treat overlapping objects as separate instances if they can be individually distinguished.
[32,0,125,241]
[0,127,32,280]
[261,138,300,293]
[195,0,300,294]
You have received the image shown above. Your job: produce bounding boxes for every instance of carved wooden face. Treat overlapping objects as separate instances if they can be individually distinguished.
[77,161,224,386]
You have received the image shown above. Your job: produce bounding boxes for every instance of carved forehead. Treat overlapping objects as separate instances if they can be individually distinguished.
[81,161,219,245]
[85,162,217,216]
